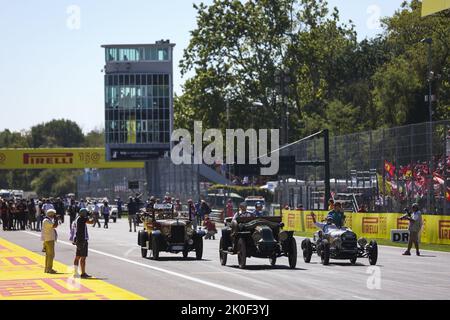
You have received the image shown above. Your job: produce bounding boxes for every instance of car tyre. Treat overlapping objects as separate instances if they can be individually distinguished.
[182,247,189,259]
[195,238,203,260]
[152,236,160,260]
[219,238,227,266]
[237,238,247,269]
[368,240,378,265]
[269,255,277,266]
[301,238,313,263]
[321,240,330,265]
[288,237,297,269]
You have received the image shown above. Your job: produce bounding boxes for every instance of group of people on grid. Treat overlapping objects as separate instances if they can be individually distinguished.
[0,197,66,231]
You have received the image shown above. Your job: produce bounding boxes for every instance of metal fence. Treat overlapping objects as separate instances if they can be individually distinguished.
[275,120,450,215]
[77,157,201,203]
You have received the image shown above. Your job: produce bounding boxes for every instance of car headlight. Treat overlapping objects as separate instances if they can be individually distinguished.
[279,231,288,242]
[358,237,368,248]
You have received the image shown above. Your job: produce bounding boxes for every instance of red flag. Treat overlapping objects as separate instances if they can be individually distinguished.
[384,160,396,177]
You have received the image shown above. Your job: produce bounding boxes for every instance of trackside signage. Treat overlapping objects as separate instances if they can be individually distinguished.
[0,148,145,170]
[277,210,450,245]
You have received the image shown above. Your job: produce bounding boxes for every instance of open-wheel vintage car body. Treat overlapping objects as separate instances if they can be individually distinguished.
[301,226,378,265]
[219,216,297,269]
[137,203,205,260]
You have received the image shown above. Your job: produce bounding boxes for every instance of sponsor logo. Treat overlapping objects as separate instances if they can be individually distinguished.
[0,153,5,164]
[287,213,295,229]
[397,218,409,229]
[362,217,379,234]
[23,153,74,166]
[305,214,314,229]
[439,220,450,240]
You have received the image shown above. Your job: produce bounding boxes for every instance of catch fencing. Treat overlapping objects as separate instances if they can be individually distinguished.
[77,157,201,202]
[275,120,450,215]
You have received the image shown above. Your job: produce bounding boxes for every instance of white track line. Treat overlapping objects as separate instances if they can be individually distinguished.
[23,231,267,300]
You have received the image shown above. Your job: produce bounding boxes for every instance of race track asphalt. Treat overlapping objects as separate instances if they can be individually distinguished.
[1,218,449,300]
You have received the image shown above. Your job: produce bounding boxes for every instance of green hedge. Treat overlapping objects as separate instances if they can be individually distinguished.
[208,184,273,202]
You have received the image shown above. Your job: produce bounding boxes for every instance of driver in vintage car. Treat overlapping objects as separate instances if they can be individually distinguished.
[253,202,264,217]
[310,212,338,233]
[139,196,156,220]
[231,202,256,236]
[233,202,255,220]
[326,201,345,228]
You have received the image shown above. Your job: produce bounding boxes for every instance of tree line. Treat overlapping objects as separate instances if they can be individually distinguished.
[175,0,449,139]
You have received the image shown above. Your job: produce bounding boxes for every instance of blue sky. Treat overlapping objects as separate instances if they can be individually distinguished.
[0,0,406,133]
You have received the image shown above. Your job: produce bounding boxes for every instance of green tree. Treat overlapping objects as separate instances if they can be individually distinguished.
[30,119,85,148]
[30,169,81,197]
[372,0,450,126]
[84,129,105,147]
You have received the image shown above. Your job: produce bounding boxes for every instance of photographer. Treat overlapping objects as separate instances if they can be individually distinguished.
[401,203,423,256]
[70,208,94,278]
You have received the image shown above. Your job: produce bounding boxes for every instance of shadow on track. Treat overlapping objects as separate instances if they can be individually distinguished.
[144,256,212,262]
[228,265,307,271]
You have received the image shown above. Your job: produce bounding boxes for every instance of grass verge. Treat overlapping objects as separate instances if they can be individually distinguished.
[294,231,450,253]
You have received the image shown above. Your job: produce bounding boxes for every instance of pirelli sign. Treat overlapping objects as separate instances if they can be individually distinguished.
[0,148,144,170]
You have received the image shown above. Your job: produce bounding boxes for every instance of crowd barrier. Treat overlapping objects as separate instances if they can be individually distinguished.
[276,210,450,245]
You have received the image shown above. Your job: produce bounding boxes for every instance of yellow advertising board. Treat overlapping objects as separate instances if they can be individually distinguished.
[277,210,450,245]
[422,0,450,17]
[0,148,145,170]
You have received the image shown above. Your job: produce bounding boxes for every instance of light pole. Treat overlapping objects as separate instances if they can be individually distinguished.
[286,111,290,144]
[421,37,434,213]
[251,101,263,130]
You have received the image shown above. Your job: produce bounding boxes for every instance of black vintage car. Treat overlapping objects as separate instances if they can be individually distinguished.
[301,226,378,265]
[219,216,297,269]
[137,203,205,260]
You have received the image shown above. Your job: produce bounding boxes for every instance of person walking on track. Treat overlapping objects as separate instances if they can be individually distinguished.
[70,208,94,278]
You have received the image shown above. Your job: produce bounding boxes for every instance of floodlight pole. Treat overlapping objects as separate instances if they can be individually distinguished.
[421,37,433,214]
[324,129,331,209]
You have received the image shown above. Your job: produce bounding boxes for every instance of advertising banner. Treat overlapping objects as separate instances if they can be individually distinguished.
[422,0,450,17]
[0,148,145,170]
[278,210,450,245]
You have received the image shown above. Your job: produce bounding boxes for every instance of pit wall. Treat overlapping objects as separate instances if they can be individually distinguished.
[275,210,450,245]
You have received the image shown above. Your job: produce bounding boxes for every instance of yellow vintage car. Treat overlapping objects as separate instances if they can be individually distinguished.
[137,203,205,260]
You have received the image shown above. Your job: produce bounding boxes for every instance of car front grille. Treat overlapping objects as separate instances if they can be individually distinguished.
[171,225,185,243]
[342,240,357,250]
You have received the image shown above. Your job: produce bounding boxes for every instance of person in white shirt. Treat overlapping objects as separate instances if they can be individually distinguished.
[40,209,59,274]
[41,199,54,214]
[310,212,337,233]
[401,203,423,256]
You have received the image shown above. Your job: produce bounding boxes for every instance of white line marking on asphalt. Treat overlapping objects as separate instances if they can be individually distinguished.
[23,231,268,300]
[352,295,370,300]
[124,247,138,258]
